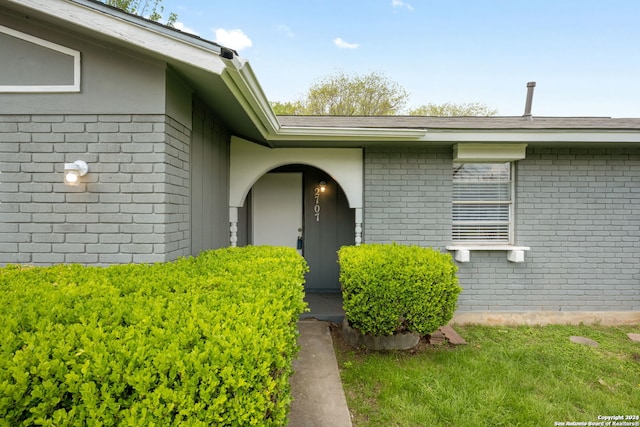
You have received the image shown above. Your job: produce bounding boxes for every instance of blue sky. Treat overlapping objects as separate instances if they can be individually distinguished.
[160,0,640,117]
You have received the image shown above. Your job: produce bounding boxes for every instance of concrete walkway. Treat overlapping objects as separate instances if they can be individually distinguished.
[287,321,352,427]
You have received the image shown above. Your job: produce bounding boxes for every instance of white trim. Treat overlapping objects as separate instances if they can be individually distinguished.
[453,143,527,162]
[452,162,515,245]
[0,24,81,93]
[421,130,640,144]
[446,245,530,263]
[276,126,426,140]
[230,137,363,209]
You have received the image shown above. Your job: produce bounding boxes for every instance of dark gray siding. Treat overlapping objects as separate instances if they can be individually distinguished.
[190,99,230,255]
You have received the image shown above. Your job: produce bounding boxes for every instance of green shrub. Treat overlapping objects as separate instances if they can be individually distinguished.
[0,246,307,426]
[339,243,461,336]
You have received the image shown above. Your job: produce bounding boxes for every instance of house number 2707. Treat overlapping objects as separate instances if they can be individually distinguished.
[314,187,321,222]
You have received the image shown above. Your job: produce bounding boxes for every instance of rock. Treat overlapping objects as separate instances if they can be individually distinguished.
[627,333,640,343]
[439,325,467,345]
[569,336,599,347]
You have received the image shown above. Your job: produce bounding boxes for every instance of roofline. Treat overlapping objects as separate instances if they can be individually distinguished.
[6,0,228,73]
[7,0,282,142]
[70,0,231,57]
[6,0,640,148]
[268,126,640,148]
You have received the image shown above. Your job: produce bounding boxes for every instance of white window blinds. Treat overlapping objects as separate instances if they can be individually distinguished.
[452,162,512,243]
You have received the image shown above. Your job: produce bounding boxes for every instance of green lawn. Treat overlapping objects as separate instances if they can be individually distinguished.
[334,324,640,427]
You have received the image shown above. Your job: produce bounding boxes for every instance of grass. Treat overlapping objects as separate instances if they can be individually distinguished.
[333,324,640,427]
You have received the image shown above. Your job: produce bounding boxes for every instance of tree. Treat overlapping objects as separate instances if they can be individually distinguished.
[409,102,498,117]
[271,101,306,116]
[273,71,409,116]
[102,0,177,26]
[271,71,497,117]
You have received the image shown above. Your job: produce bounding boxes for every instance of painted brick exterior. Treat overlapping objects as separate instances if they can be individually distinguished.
[364,146,640,313]
[0,114,190,265]
[364,146,452,247]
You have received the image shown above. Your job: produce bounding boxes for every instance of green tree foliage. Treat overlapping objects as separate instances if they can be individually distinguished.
[271,100,306,115]
[271,71,498,117]
[305,71,409,115]
[409,102,498,116]
[272,71,409,116]
[103,0,177,26]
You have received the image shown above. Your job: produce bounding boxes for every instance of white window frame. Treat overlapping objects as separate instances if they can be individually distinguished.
[447,161,529,263]
[451,162,514,245]
[0,25,81,93]
[448,144,529,262]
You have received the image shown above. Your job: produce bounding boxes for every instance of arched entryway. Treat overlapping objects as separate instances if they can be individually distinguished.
[244,165,354,291]
[229,137,364,295]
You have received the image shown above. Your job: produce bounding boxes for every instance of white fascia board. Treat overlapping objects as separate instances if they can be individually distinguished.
[420,129,640,144]
[9,0,228,75]
[276,126,426,141]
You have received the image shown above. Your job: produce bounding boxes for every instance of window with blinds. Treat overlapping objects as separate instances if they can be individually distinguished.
[452,162,512,243]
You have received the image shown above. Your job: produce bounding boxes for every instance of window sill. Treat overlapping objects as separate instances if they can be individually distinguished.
[445,245,530,263]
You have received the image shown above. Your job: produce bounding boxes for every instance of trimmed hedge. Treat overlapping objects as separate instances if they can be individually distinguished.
[339,243,461,336]
[0,246,308,426]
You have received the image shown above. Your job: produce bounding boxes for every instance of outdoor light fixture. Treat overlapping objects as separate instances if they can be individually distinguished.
[319,181,326,193]
[64,160,88,185]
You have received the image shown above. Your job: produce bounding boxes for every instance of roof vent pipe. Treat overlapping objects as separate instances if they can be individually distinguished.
[523,81,536,120]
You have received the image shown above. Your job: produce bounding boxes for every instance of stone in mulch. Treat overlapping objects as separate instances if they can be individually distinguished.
[428,330,446,345]
[439,325,467,345]
[428,326,467,346]
[627,333,640,343]
[569,336,599,347]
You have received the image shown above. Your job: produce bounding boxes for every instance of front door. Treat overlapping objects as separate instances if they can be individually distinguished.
[302,168,354,292]
[250,168,354,292]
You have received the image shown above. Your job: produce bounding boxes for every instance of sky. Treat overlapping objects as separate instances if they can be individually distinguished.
[158,0,640,118]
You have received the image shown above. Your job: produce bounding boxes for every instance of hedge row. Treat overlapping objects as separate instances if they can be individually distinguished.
[0,246,308,426]
[339,243,461,336]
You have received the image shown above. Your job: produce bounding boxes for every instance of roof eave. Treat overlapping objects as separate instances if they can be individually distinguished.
[6,0,280,143]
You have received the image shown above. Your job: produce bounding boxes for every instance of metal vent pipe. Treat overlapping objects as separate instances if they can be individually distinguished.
[523,81,536,119]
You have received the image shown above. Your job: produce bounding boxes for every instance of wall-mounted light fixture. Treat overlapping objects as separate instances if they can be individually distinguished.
[64,160,88,186]
[319,181,326,193]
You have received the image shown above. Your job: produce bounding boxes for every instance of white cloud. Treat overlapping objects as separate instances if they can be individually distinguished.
[173,21,198,36]
[277,24,295,38]
[334,37,359,49]
[391,0,414,11]
[213,28,253,51]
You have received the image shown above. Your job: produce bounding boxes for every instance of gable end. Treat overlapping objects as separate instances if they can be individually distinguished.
[0,24,80,93]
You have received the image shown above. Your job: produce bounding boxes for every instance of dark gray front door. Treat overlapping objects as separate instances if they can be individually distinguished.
[302,168,355,292]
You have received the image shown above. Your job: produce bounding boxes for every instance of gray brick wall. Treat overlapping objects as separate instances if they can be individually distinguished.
[363,146,640,313]
[364,146,451,246]
[0,114,190,265]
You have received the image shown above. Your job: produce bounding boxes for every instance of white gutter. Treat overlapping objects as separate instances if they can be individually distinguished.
[418,129,640,144]
[276,126,426,140]
[221,60,282,145]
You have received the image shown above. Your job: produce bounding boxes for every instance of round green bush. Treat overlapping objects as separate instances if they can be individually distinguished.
[339,243,461,336]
